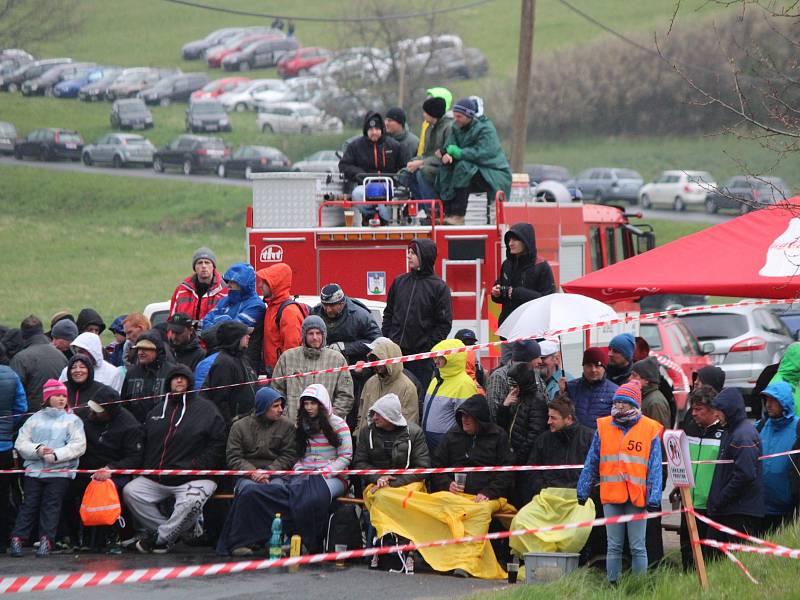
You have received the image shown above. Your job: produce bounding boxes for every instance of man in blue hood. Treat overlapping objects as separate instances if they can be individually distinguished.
[706,388,764,544]
[202,263,265,332]
[757,382,799,531]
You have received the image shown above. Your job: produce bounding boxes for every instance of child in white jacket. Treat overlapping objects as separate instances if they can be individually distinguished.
[10,379,86,558]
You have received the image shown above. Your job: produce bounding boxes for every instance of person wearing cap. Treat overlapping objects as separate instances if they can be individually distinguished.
[120,330,175,423]
[435,97,511,225]
[565,347,618,430]
[226,387,297,494]
[10,315,68,411]
[539,340,571,400]
[756,381,798,532]
[486,340,543,424]
[357,338,420,435]
[311,283,381,367]
[406,94,453,201]
[705,387,764,547]
[202,262,266,333]
[631,356,671,430]
[46,311,75,338]
[454,328,485,389]
[271,315,354,423]
[166,313,205,372]
[50,319,78,360]
[10,379,86,558]
[58,332,124,394]
[254,262,305,374]
[606,333,635,386]
[202,320,257,427]
[0,343,27,549]
[577,380,663,584]
[382,238,452,395]
[169,246,228,323]
[384,107,419,164]
[105,315,128,367]
[124,364,225,554]
[692,365,726,393]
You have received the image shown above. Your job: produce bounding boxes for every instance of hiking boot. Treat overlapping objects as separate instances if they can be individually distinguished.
[9,537,23,558]
[137,534,169,554]
[35,537,51,558]
[231,546,254,557]
[443,215,465,226]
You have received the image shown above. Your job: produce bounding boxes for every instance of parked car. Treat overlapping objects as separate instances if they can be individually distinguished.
[277,47,333,78]
[217,145,291,178]
[78,69,122,101]
[523,164,570,185]
[110,98,154,130]
[82,133,155,168]
[21,62,95,96]
[678,304,793,413]
[138,72,209,106]
[256,102,343,134]
[191,76,250,101]
[207,32,282,68]
[181,27,246,60]
[185,100,231,133]
[222,37,300,71]
[412,46,488,80]
[14,128,83,161]
[573,167,644,205]
[219,78,288,112]
[313,88,382,128]
[106,68,173,101]
[53,66,108,98]
[153,135,229,175]
[312,47,391,84]
[705,176,792,215]
[293,149,340,173]
[0,52,33,77]
[638,316,713,412]
[772,307,800,339]
[0,121,17,154]
[639,170,717,211]
[0,49,34,64]
[0,58,72,92]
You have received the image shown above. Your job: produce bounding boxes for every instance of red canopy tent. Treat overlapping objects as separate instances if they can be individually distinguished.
[563,197,800,301]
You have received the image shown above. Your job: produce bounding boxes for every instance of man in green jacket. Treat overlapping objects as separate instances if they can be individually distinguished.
[435,97,511,225]
[405,96,453,201]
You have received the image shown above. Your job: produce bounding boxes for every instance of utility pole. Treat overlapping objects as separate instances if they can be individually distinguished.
[510,0,536,173]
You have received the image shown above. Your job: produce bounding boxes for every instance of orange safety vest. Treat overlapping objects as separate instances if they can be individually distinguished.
[597,415,662,508]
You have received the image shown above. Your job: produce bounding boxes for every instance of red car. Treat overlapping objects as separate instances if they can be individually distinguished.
[638,316,712,412]
[276,47,333,78]
[206,34,281,68]
[191,77,251,102]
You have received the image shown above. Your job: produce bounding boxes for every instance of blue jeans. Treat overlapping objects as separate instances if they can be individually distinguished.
[603,502,648,582]
[353,185,392,222]
[409,169,437,200]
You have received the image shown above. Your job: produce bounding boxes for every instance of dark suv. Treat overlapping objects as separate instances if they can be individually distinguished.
[110,98,154,130]
[185,101,231,133]
[14,128,83,161]
[221,37,301,71]
[153,135,229,175]
[138,73,209,106]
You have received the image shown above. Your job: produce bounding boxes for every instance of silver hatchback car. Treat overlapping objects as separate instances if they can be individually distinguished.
[678,304,793,390]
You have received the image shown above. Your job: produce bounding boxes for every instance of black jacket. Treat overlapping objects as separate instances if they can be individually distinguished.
[353,422,430,487]
[80,387,142,471]
[203,323,257,426]
[311,297,381,363]
[496,362,549,464]
[524,422,594,503]
[65,354,114,416]
[706,388,764,518]
[430,395,514,500]
[338,111,407,189]
[121,331,175,423]
[141,364,227,485]
[172,335,206,372]
[493,223,555,326]
[382,239,453,355]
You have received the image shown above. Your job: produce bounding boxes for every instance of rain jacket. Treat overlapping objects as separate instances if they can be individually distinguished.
[496,361,549,464]
[435,113,511,204]
[757,382,799,516]
[566,376,618,429]
[382,239,452,356]
[416,86,453,156]
[169,271,228,322]
[680,410,723,510]
[58,332,124,393]
[255,263,304,370]
[16,406,86,479]
[10,333,67,411]
[641,382,671,430]
[771,342,800,415]
[226,409,297,472]
[357,339,419,434]
[421,339,478,444]
[418,113,453,185]
[310,297,381,364]
[121,330,175,423]
[338,111,406,189]
[353,421,430,488]
[79,388,142,471]
[0,365,27,452]
[492,223,556,326]
[202,263,265,331]
[706,388,764,518]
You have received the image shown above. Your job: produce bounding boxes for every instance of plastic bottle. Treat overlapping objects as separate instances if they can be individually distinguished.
[269,513,283,560]
[289,534,301,572]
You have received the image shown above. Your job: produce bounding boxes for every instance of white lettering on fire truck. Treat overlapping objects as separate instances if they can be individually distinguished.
[260,244,284,263]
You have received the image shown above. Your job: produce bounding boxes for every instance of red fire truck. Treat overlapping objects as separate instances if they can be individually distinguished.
[245,173,655,369]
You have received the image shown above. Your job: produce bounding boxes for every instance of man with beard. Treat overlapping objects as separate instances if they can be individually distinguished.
[565,347,618,430]
[606,333,635,386]
[166,313,205,371]
[121,331,174,423]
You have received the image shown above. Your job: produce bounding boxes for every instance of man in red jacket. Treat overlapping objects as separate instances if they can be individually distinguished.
[169,247,228,322]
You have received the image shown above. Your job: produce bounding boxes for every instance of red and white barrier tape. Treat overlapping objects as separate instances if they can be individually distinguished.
[691,512,788,550]
[0,507,681,593]
[698,539,800,560]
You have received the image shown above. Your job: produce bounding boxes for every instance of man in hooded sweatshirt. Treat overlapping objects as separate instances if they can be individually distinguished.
[169,247,228,322]
[757,381,798,532]
[421,339,477,450]
[706,388,764,545]
[202,262,265,333]
[382,239,452,394]
[75,308,106,336]
[271,315,354,422]
[255,262,305,375]
[202,320,257,427]
[58,332,124,393]
[497,358,549,465]
[11,315,68,411]
[121,330,175,423]
[606,333,635,386]
[64,354,117,414]
[124,364,226,554]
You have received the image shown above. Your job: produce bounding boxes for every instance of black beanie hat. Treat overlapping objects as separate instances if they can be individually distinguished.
[385,106,406,126]
[422,96,446,119]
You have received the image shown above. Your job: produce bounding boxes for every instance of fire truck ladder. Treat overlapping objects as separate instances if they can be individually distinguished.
[441,258,485,355]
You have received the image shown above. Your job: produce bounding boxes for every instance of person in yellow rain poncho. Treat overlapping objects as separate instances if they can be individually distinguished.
[365,395,514,579]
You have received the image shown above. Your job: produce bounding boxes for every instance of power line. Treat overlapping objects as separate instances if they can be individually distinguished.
[161,0,496,23]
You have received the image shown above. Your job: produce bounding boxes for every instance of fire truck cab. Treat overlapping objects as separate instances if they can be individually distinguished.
[246,172,654,370]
